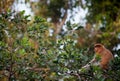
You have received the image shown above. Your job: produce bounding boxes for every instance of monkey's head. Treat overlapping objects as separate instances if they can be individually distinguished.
[94,43,105,53]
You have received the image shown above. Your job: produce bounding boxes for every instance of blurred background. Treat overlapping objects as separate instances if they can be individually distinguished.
[0,0,120,81]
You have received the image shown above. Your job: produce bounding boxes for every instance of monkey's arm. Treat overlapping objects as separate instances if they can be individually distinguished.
[89,55,96,64]
[79,55,100,72]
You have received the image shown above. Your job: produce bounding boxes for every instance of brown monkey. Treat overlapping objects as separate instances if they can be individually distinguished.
[80,43,113,71]
[93,43,114,70]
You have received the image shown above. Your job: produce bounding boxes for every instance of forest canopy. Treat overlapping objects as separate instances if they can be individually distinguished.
[0,0,120,81]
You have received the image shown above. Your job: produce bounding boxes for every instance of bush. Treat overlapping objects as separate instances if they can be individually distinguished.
[0,11,120,81]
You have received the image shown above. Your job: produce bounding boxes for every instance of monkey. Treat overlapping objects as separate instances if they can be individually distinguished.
[93,43,114,70]
[80,43,113,72]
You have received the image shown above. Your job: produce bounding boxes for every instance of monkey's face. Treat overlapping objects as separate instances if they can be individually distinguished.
[94,47,102,53]
[94,44,103,53]
[94,47,98,52]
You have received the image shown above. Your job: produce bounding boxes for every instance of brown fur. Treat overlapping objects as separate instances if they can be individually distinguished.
[94,44,113,70]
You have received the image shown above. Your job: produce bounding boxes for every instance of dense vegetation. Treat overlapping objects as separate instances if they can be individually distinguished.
[0,0,120,81]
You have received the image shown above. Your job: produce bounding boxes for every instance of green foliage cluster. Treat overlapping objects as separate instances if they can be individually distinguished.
[0,0,120,80]
[0,11,120,81]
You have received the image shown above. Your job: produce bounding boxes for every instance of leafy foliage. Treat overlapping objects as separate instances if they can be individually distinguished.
[0,11,120,81]
[0,0,120,80]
